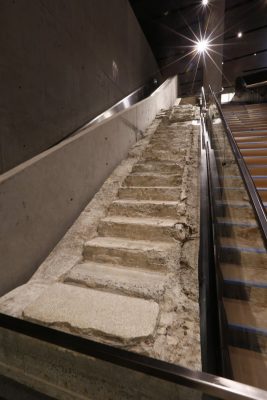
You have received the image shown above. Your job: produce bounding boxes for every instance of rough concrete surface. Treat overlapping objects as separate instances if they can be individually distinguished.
[0,103,201,397]
[23,283,160,344]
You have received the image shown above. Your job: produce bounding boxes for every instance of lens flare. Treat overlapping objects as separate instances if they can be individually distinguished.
[195,39,210,54]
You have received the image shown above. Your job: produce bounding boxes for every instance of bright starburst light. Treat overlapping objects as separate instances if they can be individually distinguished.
[195,39,210,54]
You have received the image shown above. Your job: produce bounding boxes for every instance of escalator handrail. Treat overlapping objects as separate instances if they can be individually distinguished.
[208,85,267,246]
[0,312,266,400]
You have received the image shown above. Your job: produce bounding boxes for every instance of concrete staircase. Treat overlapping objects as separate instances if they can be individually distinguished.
[21,105,200,352]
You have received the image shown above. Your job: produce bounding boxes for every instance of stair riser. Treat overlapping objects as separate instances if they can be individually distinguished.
[217,204,255,220]
[218,224,262,247]
[64,272,163,301]
[132,163,181,174]
[258,190,267,202]
[142,151,185,162]
[123,175,181,187]
[220,248,267,268]
[118,187,181,201]
[219,189,249,202]
[227,328,267,354]
[98,221,184,242]
[249,167,267,176]
[83,245,168,271]
[220,179,244,188]
[223,283,267,305]
[108,203,178,218]
[146,143,186,152]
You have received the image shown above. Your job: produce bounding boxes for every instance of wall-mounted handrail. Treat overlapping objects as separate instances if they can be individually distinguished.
[201,86,207,111]
[0,313,266,400]
[49,77,166,148]
[209,85,267,247]
[245,80,267,89]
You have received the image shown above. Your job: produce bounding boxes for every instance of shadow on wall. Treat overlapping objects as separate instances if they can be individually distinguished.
[0,0,161,173]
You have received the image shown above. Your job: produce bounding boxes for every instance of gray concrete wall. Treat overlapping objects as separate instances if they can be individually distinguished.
[0,77,177,296]
[0,0,161,173]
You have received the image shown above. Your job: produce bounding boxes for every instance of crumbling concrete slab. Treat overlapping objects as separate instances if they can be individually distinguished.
[23,283,159,343]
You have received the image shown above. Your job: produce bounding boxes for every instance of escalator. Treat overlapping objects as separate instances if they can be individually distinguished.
[222,103,267,208]
[201,89,267,391]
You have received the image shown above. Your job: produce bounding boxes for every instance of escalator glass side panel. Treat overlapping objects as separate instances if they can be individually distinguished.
[206,99,267,391]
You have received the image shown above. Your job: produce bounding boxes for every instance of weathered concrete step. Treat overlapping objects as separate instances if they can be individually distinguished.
[98,216,187,242]
[224,298,267,354]
[118,186,181,201]
[145,143,186,152]
[142,149,186,162]
[65,262,166,300]
[220,237,267,268]
[108,199,180,218]
[23,283,159,344]
[83,236,174,271]
[221,264,267,304]
[123,173,182,187]
[132,162,182,175]
[229,346,267,390]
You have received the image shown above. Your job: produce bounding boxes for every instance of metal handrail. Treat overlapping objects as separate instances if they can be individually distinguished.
[245,80,267,89]
[201,86,207,111]
[209,85,267,246]
[48,76,165,148]
[0,313,266,400]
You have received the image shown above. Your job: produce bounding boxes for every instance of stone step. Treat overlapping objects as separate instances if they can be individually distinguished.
[108,199,180,218]
[118,186,181,201]
[132,162,182,175]
[217,218,263,247]
[221,263,267,304]
[123,173,182,187]
[97,216,187,242]
[83,236,174,271]
[23,283,159,344]
[142,149,185,162]
[224,298,267,354]
[145,142,185,152]
[220,237,267,268]
[65,262,167,300]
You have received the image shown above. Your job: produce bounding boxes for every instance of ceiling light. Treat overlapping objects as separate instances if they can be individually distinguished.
[202,0,208,5]
[195,39,209,54]
[254,53,257,56]
[237,32,243,38]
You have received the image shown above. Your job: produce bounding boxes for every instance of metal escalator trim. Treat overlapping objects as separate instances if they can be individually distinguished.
[1,312,267,400]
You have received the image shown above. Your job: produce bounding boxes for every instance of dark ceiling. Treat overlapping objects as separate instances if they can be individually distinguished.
[130,0,267,96]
